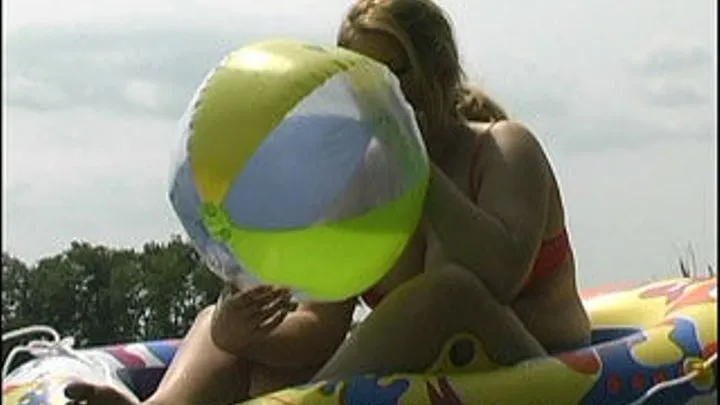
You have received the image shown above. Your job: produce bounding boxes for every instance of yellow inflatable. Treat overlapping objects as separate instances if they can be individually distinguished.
[2,277,717,405]
[244,277,717,405]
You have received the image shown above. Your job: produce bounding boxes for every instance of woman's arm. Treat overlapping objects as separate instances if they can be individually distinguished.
[243,300,356,368]
[425,121,551,303]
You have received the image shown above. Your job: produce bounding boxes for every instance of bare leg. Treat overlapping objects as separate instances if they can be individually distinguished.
[314,264,545,381]
[65,306,325,405]
[65,306,250,405]
[146,306,251,405]
[149,305,326,403]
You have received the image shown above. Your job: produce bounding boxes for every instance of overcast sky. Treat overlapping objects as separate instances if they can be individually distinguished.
[2,0,716,290]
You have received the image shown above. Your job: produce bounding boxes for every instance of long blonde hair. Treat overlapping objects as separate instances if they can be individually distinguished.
[338,0,508,130]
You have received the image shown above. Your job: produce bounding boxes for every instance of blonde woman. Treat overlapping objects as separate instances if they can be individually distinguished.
[65,0,590,403]
[312,0,590,379]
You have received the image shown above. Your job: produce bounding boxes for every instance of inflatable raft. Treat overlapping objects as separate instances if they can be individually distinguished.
[2,277,717,405]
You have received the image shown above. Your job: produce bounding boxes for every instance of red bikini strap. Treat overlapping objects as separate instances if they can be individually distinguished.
[524,229,570,288]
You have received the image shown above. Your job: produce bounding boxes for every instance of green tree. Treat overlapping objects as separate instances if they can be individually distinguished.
[57,242,144,345]
[2,253,34,367]
[138,237,222,339]
[2,237,222,350]
[2,253,31,329]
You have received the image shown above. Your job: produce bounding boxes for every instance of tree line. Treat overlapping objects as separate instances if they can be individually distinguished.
[2,237,223,366]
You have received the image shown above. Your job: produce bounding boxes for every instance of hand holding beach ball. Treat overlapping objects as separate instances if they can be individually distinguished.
[168,40,429,301]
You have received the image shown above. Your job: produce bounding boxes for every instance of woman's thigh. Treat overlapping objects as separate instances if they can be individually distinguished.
[313,263,545,381]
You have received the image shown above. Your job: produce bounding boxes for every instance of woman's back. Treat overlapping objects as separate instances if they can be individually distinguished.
[462,120,590,352]
[511,163,590,352]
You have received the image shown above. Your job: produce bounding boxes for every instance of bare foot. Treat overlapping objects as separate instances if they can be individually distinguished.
[64,381,140,405]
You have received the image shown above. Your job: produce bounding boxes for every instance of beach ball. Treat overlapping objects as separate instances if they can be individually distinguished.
[168,39,429,301]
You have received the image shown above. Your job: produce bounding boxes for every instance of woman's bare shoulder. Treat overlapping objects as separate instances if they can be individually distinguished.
[464,120,538,152]
[481,120,544,155]
[467,120,550,181]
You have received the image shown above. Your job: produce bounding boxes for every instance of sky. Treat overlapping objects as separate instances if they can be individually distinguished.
[2,0,717,291]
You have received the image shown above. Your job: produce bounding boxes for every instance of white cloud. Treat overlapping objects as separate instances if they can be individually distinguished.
[2,106,183,259]
[632,41,714,75]
[124,79,161,110]
[6,76,69,107]
[2,0,716,290]
[557,138,717,287]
